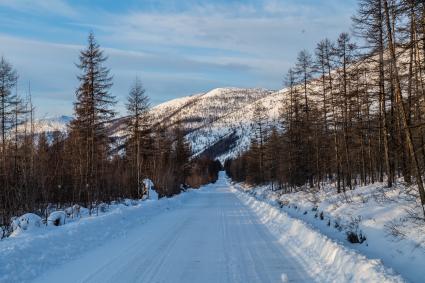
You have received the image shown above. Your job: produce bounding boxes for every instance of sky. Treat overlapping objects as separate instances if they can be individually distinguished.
[0,0,357,117]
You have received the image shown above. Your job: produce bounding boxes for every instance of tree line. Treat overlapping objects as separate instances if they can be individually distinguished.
[225,0,425,215]
[0,33,220,236]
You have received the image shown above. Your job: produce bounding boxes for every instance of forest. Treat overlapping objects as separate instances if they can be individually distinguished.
[225,0,425,215]
[0,33,221,237]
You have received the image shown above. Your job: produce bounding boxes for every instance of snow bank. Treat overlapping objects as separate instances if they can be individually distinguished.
[240,181,425,283]
[122,198,138,206]
[0,189,197,283]
[232,185,404,283]
[10,213,42,236]
[47,211,67,226]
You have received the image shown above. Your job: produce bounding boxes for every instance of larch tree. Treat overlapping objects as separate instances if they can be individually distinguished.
[294,50,316,186]
[334,32,357,190]
[0,57,18,226]
[69,32,116,212]
[126,77,151,198]
[353,0,393,187]
[315,39,334,186]
[251,101,269,183]
[383,0,425,216]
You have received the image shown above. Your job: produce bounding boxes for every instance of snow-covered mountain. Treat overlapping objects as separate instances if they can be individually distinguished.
[149,87,283,161]
[31,87,288,162]
[30,115,72,134]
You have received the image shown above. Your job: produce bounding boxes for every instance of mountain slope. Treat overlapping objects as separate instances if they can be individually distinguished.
[30,87,286,162]
[150,87,279,161]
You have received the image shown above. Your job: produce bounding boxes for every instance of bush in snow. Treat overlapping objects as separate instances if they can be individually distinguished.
[277,199,288,208]
[11,213,42,232]
[98,203,108,213]
[47,211,66,226]
[65,207,73,217]
[334,220,342,231]
[123,199,138,206]
[345,216,366,244]
[79,206,89,216]
[1,225,11,239]
[346,231,367,244]
[66,205,88,218]
[65,204,82,218]
[73,204,81,218]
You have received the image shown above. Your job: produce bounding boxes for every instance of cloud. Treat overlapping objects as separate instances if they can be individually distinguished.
[0,0,77,17]
[95,0,354,63]
[0,0,357,116]
[0,34,259,116]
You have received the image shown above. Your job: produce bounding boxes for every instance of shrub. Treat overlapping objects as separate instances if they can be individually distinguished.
[47,211,66,226]
[347,231,361,243]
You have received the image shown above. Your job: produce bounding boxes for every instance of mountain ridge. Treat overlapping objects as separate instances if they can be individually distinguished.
[29,87,283,162]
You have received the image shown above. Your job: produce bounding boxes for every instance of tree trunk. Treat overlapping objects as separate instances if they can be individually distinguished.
[384,0,425,216]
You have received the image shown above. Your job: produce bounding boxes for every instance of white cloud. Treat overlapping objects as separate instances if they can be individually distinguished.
[0,0,357,116]
[0,34,260,116]
[0,0,77,17]
[96,0,353,58]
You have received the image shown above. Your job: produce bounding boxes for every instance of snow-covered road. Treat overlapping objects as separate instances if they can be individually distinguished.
[33,174,312,283]
[0,172,401,282]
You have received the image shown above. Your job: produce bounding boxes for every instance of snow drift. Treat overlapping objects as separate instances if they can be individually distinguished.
[231,184,404,283]
[0,191,194,283]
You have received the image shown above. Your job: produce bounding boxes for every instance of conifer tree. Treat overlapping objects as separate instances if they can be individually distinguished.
[69,32,116,211]
[173,123,192,193]
[126,77,151,198]
[0,57,18,226]
[251,101,268,183]
[334,32,357,190]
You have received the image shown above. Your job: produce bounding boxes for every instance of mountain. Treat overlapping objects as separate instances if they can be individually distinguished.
[31,115,72,134]
[31,87,287,162]
[150,87,282,161]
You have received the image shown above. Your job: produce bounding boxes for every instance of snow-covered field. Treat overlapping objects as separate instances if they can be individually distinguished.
[0,172,407,283]
[236,181,425,283]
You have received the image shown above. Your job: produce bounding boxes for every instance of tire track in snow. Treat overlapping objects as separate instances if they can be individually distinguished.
[31,174,327,283]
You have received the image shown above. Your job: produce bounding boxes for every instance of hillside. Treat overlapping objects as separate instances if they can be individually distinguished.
[31,87,284,162]
[150,87,280,161]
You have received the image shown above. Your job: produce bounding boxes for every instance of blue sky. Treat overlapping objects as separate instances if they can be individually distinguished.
[0,0,357,117]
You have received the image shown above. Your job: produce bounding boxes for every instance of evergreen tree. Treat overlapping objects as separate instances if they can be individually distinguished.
[264,127,281,189]
[0,57,18,226]
[334,32,357,190]
[251,101,268,183]
[126,77,151,198]
[173,123,192,193]
[294,50,316,186]
[69,32,116,211]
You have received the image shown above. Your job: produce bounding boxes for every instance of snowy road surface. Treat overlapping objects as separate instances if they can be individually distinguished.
[0,172,400,282]
[33,175,313,283]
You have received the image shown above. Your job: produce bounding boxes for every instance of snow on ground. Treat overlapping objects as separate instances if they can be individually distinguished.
[0,173,406,283]
[236,181,425,283]
[0,193,186,283]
